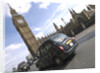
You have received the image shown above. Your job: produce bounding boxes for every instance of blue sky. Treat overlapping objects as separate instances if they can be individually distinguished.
[5,2,60,46]
[4,0,87,72]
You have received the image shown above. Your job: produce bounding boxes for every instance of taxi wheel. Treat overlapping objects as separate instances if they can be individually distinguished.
[54,57,63,66]
[72,50,76,55]
[36,64,42,70]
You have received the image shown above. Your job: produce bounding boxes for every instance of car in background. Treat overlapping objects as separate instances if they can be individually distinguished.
[27,58,34,66]
[17,61,30,72]
[35,33,78,70]
[26,54,34,66]
[12,67,17,72]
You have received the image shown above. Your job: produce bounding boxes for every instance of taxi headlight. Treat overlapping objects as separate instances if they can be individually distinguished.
[24,66,27,69]
[69,42,73,46]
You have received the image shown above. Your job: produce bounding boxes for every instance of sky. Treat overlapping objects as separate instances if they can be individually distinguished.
[4,0,88,72]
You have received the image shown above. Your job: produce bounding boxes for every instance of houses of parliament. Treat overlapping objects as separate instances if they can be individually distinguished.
[8,4,95,57]
[37,5,95,45]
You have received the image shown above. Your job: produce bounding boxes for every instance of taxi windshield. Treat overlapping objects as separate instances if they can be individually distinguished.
[51,33,67,43]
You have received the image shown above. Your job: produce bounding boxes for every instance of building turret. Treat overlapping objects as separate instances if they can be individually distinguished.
[61,18,67,25]
[88,5,95,9]
[69,9,75,18]
[53,22,59,32]
[87,6,91,10]
[72,9,76,14]
[60,25,63,29]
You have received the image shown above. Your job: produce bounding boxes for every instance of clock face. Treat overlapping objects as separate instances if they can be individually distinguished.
[17,19,24,24]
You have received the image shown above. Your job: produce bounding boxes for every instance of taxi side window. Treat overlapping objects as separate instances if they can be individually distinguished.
[43,45,47,54]
[40,46,44,56]
[39,41,52,56]
[45,45,49,52]
[37,50,40,57]
[46,43,52,52]
[42,42,49,53]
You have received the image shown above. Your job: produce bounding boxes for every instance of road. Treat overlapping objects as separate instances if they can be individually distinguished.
[29,25,95,71]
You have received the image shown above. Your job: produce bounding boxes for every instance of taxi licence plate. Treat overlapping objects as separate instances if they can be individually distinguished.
[66,40,72,44]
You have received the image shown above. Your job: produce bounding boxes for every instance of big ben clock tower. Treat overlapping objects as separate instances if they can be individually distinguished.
[8,4,39,56]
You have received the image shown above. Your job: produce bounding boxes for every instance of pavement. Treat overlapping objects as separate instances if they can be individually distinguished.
[29,24,95,71]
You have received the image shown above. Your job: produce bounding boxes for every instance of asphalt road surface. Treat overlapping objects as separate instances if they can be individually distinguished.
[29,25,95,71]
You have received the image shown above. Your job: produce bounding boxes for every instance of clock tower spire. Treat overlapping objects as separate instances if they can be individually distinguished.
[8,4,39,56]
[8,3,18,15]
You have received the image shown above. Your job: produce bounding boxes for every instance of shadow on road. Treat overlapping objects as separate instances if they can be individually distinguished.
[40,53,76,71]
[77,31,95,44]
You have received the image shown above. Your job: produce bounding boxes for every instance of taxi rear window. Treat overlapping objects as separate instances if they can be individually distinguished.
[51,33,67,43]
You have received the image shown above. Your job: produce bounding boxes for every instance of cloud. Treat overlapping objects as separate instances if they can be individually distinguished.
[5,50,29,72]
[5,42,29,69]
[4,0,95,17]
[40,4,87,36]
[39,2,50,9]
[5,0,33,17]
[44,4,72,26]
[32,27,41,31]
[4,0,51,17]
[5,53,11,58]
[5,43,25,53]
[39,4,74,35]
[73,4,87,13]
[5,49,29,65]
[35,32,44,38]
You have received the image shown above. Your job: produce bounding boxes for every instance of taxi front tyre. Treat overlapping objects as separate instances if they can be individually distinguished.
[54,57,63,66]
[36,64,42,70]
